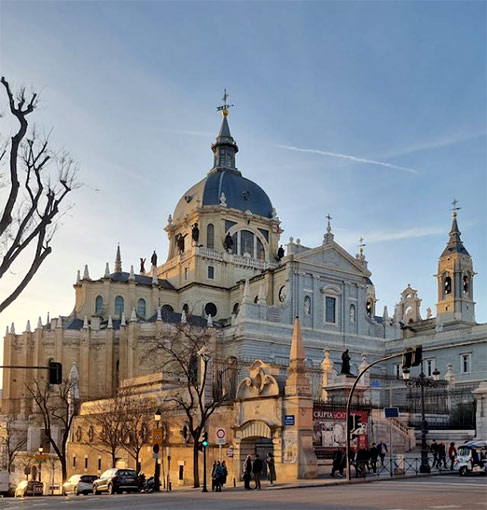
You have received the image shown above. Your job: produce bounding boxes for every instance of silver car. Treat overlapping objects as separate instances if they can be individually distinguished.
[62,474,97,495]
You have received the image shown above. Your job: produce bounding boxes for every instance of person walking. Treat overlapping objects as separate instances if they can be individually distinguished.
[355,447,369,478]
[243,455,253,490]
[378,441,388,466]
[331,448,343,477]
[448,442,457,471]
[369,443,379,474]
[252,454,263,490]
[266,452,276,486]
[431,439,439,468]
[438,442,448,469]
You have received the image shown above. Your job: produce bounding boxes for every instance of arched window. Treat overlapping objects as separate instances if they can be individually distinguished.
[114,296,124,316]
[232,303,239,315]
[444,276,452,295]
[207,224,214,249]
[95,295,103,314]
[229,230,266,260]
[350,304,356,323]
[182,303,189,313]
[162,304,174,314]
[463,275,470,294]
[137,298,146,318]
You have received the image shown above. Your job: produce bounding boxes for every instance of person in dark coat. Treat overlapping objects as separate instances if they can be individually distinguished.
[266,453,276,485]
[221,461,228,486]
[243,455,252,490]
[369,443,379,473]
[431,439,439,468]
[252,454,263,490]
[331,448,344,477]
[211,461,218,491]
[438,442,448,469]
[356,448,369,478]
[213,461,224,492]
[378,441,388,465]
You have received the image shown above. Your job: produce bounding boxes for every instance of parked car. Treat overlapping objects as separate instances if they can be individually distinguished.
[14,480,44,497]
[92,468,139,495]
[455,440,487,476]
[62,474,97,495]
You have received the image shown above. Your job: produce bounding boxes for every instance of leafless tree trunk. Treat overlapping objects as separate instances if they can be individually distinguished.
[26,378,76,482]
[120,399,152,472]
[0,77,77,315]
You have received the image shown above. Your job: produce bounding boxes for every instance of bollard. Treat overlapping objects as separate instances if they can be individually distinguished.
[233,477,236,487]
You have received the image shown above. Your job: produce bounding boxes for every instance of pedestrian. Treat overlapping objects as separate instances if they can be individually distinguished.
[378,441,388,466]
[448,442,457,471]
[438,442,447,469]
[213,461,224,492]
[211,461,218,491]
[266,452,276,485]
[221,460,228,487]
[355,447,369,478]
[243,454,253,490]
[252,453,263,490]
[331,447,343,477]
[431,439,439,468]
[369,443,379,474]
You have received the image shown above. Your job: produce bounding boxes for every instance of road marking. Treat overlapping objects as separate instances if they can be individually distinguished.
[430,506,462,509]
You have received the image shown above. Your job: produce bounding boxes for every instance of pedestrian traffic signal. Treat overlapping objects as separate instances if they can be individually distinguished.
[202,432,209,448]
[411,345,422,367]
[48,361,62,385]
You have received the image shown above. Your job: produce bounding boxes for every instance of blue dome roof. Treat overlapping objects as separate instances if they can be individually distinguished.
[202,170,273,218]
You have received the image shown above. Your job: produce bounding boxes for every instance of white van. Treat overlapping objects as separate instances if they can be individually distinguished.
[455,440,487,476]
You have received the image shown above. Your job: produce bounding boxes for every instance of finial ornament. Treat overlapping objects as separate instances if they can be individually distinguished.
[216,89,234,117]
[326,213,333,233]
[451,198,461,218]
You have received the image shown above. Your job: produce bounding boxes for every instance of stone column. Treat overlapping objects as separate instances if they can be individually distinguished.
[282,317,317,480]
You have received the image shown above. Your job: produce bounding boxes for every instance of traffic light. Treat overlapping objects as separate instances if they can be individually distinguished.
[411,345,422,367]
[402,348,413,370]
[48,361,62,385]
[202,432,209,448]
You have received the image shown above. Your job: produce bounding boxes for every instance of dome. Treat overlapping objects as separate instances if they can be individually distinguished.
[173,114,273,222]
[173,170,274,222]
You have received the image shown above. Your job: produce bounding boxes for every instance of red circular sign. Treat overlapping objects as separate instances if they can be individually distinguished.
[216,428,225,439]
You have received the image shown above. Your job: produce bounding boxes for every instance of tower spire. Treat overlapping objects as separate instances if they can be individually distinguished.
[442,200,469,257]
[210,89,240,175]
[114,244,122,273]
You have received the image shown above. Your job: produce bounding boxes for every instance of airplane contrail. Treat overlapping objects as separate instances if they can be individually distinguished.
[276,144,419,175]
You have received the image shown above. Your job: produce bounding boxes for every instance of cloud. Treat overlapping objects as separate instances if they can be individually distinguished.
[276,144,419,174]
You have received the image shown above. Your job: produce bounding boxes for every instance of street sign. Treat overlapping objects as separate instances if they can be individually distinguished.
[226,448,234,458]
[153,444,160,454]
[215,427,226,445]
[152,453,159,459]
[35,454,47,463]
[284,415,295,426]
[153,429,163,444]
[384,407,400,418]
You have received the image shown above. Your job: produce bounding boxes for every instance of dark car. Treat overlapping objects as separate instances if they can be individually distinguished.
[93,468,139,495]
[14,480,44,497]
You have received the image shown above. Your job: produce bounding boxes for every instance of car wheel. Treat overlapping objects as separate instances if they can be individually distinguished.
[459,466,468,477]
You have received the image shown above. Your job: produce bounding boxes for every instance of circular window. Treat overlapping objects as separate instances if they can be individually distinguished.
[205,302,217,317]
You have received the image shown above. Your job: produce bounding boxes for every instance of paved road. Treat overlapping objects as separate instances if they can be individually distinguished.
[1,476,485,510]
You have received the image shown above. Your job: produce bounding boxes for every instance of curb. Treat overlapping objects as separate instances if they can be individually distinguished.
[267,470,452,490]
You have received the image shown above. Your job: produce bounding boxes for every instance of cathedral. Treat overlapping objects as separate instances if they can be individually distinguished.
[1,104,486,486]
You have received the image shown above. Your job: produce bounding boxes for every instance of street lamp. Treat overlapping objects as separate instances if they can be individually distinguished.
[154,410,161,492]
[38,447,43,483]
[403,361,440,473]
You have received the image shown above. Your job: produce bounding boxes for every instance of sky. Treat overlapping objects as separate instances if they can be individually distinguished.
[0,0,485,357]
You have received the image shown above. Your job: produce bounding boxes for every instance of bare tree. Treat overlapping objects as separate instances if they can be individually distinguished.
[26,378,76,483]
[120,403,152,473]
[0,77,77,314]
[1,416,27,473]
[84,392,128,469]
[152,324,235,488]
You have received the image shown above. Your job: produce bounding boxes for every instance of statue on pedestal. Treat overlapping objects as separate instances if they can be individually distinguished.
[340,349,352,376]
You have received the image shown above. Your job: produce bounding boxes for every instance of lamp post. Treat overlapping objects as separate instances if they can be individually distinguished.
[154,410,161,492]
[403,362,440,473]
[38,447,43,483]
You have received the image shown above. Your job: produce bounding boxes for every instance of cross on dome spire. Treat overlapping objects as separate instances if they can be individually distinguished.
[216,88,234,117]
[451,197,461,217]
[323,213,334,244]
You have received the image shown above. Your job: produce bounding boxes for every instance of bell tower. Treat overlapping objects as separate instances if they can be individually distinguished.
[436,201,475,324]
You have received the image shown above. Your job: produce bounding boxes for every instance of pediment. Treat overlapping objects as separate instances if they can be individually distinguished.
[293,242,371,277]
